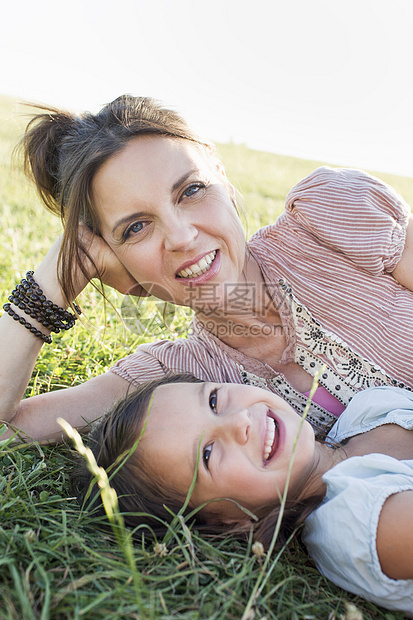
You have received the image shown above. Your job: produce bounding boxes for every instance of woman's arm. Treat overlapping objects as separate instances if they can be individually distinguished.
[0,232,140,441]
[376,489,413,579]
[2,371,133,443]
[0,238,83,425]
[392,215,413,291]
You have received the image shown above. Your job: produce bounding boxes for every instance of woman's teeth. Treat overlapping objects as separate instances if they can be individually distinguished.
[263,416,276,461]
[177,251,217,278]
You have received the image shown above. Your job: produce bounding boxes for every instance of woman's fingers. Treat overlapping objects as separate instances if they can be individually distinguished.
[78,225,147,296]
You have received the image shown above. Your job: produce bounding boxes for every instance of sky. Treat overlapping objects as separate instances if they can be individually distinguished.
[2,0,413,177]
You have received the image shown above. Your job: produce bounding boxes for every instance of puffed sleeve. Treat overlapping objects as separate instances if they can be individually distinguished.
[302,455,413,614]
[109,336,241,386]
[285,167,411,275]
[110,346,168,385]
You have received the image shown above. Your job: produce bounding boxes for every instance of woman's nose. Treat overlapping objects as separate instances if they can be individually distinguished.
[217,409,250,445]
[163,216,198,252]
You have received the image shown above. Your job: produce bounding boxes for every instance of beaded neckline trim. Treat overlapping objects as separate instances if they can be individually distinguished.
[238,280,406,437]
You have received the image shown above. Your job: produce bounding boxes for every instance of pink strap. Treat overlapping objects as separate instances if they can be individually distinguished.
[303,385,345,417]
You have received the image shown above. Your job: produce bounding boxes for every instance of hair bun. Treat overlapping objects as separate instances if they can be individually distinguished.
[18,105,76,215]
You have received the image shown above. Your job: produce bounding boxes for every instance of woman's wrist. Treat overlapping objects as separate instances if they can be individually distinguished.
[4,271,81,344]
[32,236,90,308]
[2,236,87,345]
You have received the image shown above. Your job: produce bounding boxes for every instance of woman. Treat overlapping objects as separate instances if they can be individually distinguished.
[1,94,413,442]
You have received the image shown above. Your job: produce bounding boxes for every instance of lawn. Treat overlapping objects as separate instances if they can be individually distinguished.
[0,94,411,619]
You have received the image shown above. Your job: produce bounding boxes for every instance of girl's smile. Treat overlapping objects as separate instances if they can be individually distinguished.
[141,382,320,523]
[91,136,246,309]
[263,410,284,462]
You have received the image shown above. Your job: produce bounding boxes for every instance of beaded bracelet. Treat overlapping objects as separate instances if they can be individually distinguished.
[7,294,61,332]
[3,303,52,344]
[9,271,81,331]
[3,271,81,344]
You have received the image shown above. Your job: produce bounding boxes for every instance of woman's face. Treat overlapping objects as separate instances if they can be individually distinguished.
[141,382,317,523]
[91,136,246,309]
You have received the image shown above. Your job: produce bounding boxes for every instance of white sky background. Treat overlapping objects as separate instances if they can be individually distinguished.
[1,0,413,177]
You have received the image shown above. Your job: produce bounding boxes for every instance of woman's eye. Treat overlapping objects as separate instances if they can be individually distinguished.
[182,183,204,199]
[203,444,213,470]
[123,221,144,240]
[209,388,218,413]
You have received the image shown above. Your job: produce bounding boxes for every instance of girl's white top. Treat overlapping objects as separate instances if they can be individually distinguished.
[303,386,413,614]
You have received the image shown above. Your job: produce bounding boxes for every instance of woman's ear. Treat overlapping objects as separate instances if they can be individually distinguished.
[213,158,236,203]
[214,158,226,177]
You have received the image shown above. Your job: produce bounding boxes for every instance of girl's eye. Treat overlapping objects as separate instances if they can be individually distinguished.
[209,388,218,413]
[123,221,144,240]
[203,387,218,470]
[203,444,213,470]
[182,183,204,199]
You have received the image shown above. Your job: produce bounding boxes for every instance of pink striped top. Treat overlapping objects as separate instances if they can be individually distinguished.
[111,167,413,435]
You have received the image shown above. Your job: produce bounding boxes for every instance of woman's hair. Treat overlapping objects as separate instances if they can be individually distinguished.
[17,95,215,304]
[71,373,325,547]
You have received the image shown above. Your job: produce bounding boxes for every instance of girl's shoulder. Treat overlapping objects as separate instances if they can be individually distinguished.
[303,450,413,615]
[328,386,413,443]
[304,386,413,615]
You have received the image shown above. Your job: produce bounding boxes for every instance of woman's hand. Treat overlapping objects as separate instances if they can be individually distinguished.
[78,225,147,297]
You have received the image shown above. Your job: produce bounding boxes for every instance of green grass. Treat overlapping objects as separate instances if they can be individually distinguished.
[0,94,411,619]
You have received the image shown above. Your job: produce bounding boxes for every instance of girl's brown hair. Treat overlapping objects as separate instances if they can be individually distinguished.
[71,373,208,534]
[18,96,214,304]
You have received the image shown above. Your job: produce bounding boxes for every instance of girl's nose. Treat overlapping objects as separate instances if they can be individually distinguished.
[163,217,198,252]
[217,409,250,445]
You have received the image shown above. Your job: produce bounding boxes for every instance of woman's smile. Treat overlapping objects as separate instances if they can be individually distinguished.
[175,249,218,281]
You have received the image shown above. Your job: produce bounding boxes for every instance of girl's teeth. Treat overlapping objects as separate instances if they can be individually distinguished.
[177,251,217,278]
[263,416,276,461]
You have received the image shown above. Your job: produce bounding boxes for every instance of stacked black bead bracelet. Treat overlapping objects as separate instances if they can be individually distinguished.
[3,303,53,344]
[3,271,80,344]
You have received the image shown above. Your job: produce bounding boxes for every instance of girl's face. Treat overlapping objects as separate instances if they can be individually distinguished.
[91,136,246,310]
[142,382,317,523]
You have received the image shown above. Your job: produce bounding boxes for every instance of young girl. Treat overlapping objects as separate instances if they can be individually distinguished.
[72,374,413,615]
